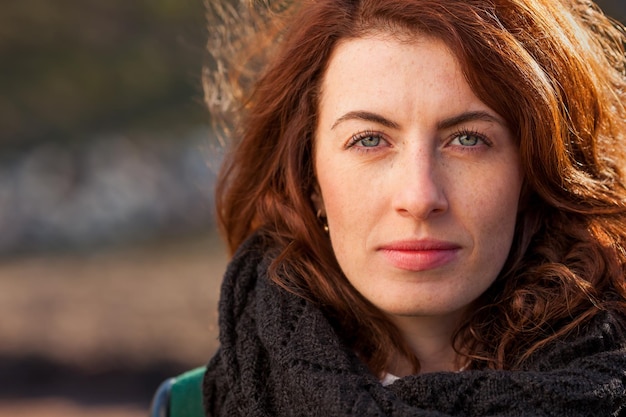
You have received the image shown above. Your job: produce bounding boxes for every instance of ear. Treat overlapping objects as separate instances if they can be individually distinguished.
[311,185,325,216]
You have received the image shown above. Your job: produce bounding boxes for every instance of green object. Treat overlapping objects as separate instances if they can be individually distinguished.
[150,366,206,417]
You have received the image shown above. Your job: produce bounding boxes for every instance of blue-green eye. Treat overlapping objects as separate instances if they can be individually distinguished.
[452,131,485,147]
[358,135,381,147]
[458,133,479,146]
[348,130,386,149]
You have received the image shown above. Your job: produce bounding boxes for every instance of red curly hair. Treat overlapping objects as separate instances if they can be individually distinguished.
[206,0,626,375]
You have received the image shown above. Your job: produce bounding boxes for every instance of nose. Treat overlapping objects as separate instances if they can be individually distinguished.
[391,150,448,220]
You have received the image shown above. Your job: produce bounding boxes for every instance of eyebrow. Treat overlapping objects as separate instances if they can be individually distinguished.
[330,110,504,131]
[436,111,504,130]
[331,111,400,130]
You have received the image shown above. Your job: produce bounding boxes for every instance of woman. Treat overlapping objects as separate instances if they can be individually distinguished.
[203,0,626,415]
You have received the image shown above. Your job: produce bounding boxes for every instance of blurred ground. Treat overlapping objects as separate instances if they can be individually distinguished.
[0,232,228,416]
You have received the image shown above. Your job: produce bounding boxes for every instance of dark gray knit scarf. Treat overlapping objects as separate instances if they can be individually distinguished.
[203,233,626,416]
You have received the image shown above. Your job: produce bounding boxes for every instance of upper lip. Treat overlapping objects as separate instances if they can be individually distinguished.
[377,239,461,251]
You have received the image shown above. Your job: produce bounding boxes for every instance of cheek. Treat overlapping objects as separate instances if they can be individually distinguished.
[471,172,522,258]
[315,162,386,265]
[321,180,369,236]
[316,158,382,229]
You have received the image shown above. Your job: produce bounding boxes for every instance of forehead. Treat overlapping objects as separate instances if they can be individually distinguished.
[321,33,463,93]
[317,34,481,128]
[330,34,458,74]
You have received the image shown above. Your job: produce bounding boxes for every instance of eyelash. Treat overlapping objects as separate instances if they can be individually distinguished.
[346,130,388,151]
[345,128,492,152]
[448,129,492,149]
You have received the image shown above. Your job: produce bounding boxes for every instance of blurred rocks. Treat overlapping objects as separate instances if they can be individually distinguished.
[0,128,221,254]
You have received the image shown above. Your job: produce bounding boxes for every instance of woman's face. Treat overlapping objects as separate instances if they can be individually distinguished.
[314,34,523,323]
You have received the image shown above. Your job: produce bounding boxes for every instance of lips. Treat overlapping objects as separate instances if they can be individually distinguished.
[378,239,461,271]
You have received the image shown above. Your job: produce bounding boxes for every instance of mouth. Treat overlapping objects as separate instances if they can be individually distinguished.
[377,239,461,271]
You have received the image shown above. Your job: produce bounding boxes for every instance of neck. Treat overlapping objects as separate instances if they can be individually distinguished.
[387,311,465,376]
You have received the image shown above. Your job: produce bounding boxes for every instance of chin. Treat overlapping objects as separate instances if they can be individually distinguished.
[377,297,472,319]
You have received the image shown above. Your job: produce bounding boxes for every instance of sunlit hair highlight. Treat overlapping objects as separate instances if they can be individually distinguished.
[206,0,626,375]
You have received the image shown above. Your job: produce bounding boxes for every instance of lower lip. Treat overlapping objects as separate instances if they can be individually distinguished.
[379,248,459,271]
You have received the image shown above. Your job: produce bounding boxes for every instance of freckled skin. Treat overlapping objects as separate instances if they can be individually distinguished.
[313,34,523,363]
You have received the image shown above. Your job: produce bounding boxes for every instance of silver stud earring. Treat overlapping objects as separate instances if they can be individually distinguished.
[316,209,329,234]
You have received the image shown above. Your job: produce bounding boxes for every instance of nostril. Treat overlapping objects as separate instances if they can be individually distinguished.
[392,179,448,220]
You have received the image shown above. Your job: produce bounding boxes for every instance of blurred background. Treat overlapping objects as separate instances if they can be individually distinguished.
[1,1,624,416]
[1,0,224,416]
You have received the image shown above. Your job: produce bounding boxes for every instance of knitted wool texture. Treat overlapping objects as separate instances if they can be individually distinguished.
[203,233,626,416]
